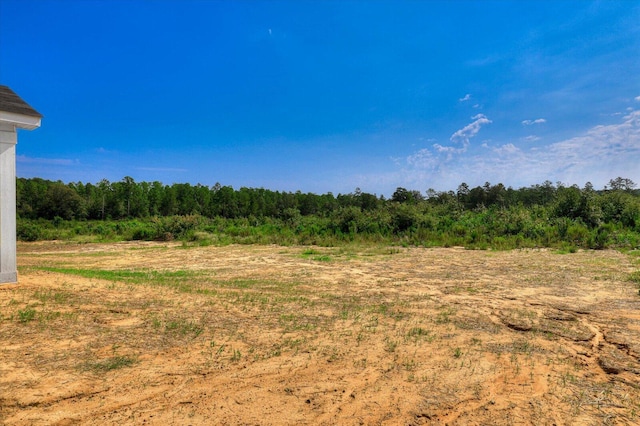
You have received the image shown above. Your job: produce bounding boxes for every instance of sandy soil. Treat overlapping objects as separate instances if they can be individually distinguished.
[2,241,640,425]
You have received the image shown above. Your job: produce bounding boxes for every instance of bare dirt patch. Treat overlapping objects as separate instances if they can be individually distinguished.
[2,242,640,425]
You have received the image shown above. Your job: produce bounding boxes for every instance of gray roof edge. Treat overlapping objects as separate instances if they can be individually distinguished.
[0,85,43,118]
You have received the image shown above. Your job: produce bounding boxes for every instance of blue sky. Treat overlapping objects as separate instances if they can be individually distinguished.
[1,0,639,196]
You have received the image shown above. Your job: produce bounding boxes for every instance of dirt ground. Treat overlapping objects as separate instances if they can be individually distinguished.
[1,242,640,425]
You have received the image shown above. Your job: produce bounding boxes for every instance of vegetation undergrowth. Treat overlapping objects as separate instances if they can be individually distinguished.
[15,176,640,251]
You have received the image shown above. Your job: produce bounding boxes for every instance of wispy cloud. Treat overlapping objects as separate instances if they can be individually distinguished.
[493,143,519,155]
[406,148,437,169]
[466,54,503,67]
[394,110,640,190]
[521,118,546,125]
[427,114,493,161]
[16,155,78,166]
[635,95,640,102]
[449,114,492,147]
[459,94,471,102]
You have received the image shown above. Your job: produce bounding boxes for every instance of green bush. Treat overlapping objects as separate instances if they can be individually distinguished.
[566,222,590,246]
[589,224,613,249]
[17,222,43,242]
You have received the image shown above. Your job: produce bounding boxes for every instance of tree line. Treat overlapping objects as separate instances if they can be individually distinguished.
[16,176,640,249]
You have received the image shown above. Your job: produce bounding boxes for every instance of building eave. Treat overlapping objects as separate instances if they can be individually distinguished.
[0,111,42,130]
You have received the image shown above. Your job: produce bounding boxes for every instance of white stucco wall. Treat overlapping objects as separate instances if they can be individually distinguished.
[0,122,17,283]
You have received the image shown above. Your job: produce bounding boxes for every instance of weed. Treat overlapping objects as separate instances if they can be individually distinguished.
[403,358,417,371]
[340,306,350,320]
[216,344,226,356]
[39,311,62,322]
[559,371,576,387]
[279,313,316,331]
[513,338,535,355]
[407,326,430,337]
[18,307,36,323]
[436,307,455,324]
[165,319,203,337]
[353,358,367,368]
[33,289,70,304]
[270,348,282,357]
[300,249,332,261]
[406,326,434,343]
[555,245,578,254]
[384,338,398,353]
[453,347,462,358]
[156,316,204,338]
[151,316,162,329]
[301,248,320,256]
[83,356,137,372]
[231,349,242,362]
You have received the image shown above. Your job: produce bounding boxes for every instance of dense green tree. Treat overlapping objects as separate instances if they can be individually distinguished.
[160,185,177,216]
[392,187,421,204]
[607,177,636,192]
[39,183,85,220]
[13,175,640,249]
[147,181,164,216]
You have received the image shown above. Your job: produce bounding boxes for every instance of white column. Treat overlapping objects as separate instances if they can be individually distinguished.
[0,123,17,284]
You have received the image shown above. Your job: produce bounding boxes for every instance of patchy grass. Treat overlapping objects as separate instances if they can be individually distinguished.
[36,267,195,284]
[17,307,36,323]
[82,356,137,373]
[3,242,640,425]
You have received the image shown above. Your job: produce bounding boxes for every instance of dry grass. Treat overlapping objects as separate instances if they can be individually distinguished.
[1,241,640,425]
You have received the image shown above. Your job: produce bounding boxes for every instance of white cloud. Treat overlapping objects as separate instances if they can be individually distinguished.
[459,94,471,102]
[635,95,640,102]
[522,118,547,125]
[406,148,436,169]
[392,110,640,191]
[524,135,540,142]
[16,155,77,166]
[449,114,492,148]
[433,144,464,155]
[493,143,520,155]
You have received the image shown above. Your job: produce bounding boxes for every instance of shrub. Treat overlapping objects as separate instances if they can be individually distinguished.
[589,224,613,250]
[17,222,43,242]
[567,222,590,246]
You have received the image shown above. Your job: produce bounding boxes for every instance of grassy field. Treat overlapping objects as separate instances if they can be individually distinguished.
[2,241,640,425]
